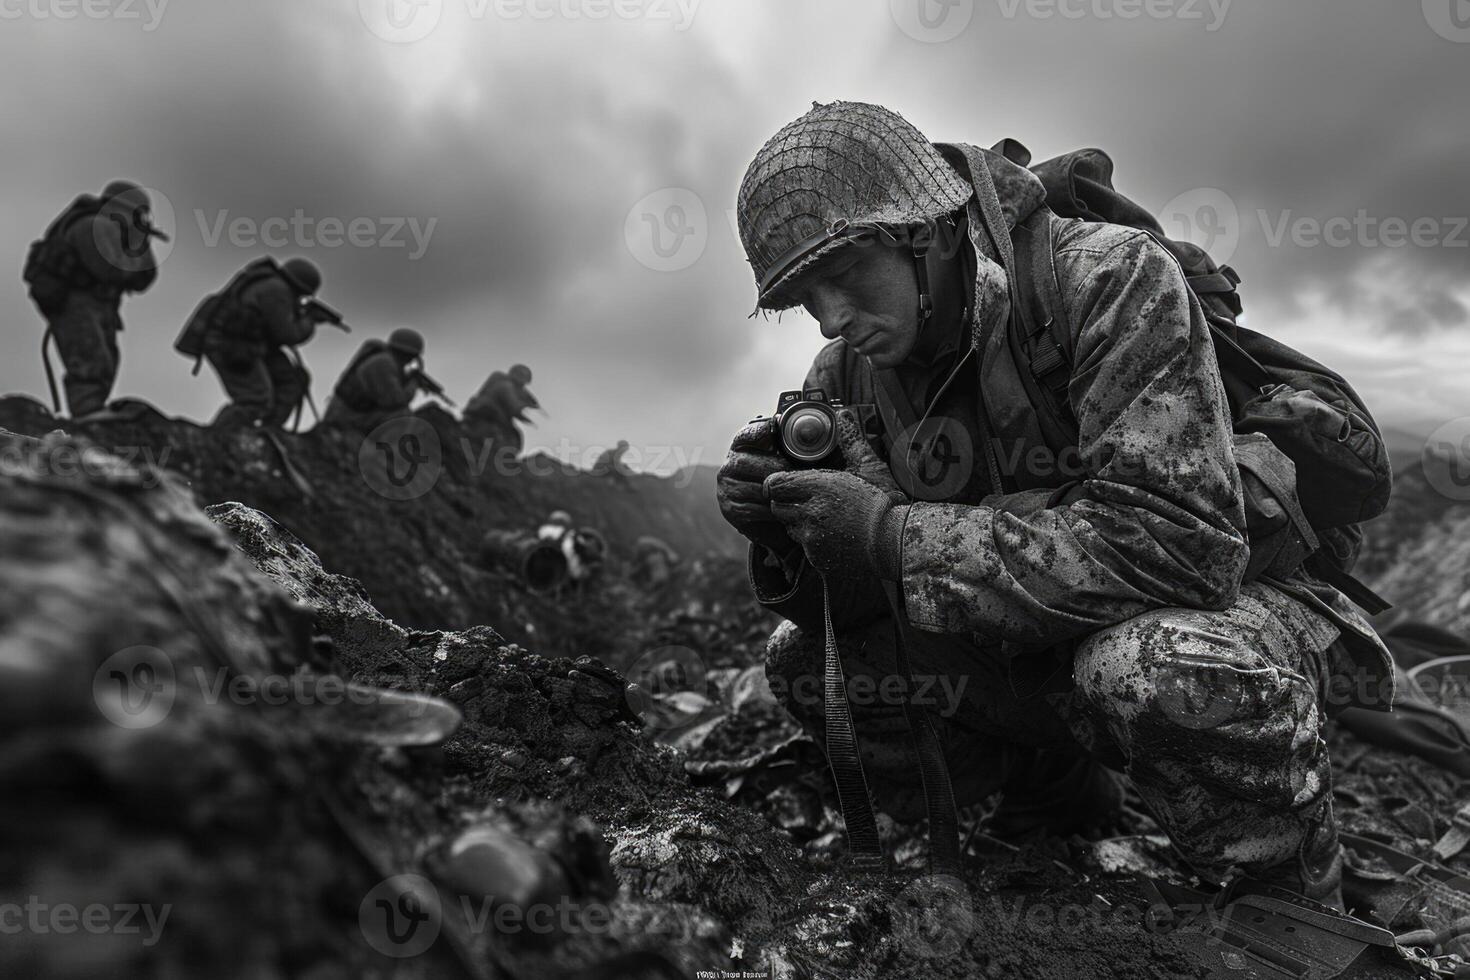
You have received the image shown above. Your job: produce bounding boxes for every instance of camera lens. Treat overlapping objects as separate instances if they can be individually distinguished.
[780,405,835,462]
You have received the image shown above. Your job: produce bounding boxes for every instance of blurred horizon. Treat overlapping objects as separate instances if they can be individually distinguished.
[2,0,1466,472]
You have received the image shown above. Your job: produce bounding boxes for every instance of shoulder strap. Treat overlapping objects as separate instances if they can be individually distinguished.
[1010,210,1078,444]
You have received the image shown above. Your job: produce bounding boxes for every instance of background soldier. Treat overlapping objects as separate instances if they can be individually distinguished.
[463,363,539,455]
[24,181,164,419]
[592,440,633,488]
[177,257,324,430]
[323,328,429,430]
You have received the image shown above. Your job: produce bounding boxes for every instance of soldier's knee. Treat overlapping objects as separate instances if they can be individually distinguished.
[1072,607,1292,735]
[764,621,824,716]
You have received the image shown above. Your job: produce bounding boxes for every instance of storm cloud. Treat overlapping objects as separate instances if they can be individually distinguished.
[1,0,1465,466]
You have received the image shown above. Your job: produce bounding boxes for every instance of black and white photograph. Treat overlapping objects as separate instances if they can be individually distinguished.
[2,2,1469,977]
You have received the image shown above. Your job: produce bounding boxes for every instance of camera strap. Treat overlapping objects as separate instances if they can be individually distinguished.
[821,579,884,870]
[819,576,963,877]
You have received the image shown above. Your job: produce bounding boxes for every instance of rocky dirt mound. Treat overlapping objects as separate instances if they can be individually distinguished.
[0,394,743,664]
[5,414,1470,979]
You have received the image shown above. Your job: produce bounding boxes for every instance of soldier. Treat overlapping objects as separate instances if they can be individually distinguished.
[25,181,164,419]
[323,328,428,430]
[592,440,633,487]
[632,535,681,589]
[463,364,539,456]
[717,102,1393,906]
[176,257,325,429]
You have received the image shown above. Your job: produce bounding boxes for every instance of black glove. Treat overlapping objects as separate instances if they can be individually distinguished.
[716,418,800,559]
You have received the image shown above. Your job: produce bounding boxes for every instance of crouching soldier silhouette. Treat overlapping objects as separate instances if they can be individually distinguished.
[25,181,164,419]
[176,257,325,429]
[719,102,1395,908]
[323,328,429,430]
[463,364,539,457]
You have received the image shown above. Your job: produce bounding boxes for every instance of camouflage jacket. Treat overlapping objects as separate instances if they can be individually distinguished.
[752,143,1397,708]
[754,146,1393,679]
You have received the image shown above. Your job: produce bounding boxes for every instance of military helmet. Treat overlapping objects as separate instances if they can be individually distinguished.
[280,257,322,296]
[510,364,532,386]
[388,327,425,357]
[736,101,971,311]
[102,180,145,202]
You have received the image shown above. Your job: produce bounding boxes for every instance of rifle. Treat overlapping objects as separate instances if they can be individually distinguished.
[411,367,456,407]
[300,296,352,332]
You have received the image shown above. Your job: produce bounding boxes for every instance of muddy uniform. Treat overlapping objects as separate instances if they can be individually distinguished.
[323,343,419,430]
[43,201,158,416]
[205,275,314,429]
[754,145,1390,886]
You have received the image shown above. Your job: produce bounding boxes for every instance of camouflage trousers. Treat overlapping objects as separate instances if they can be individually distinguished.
[48,291,123,417]
[765,581,1348,881]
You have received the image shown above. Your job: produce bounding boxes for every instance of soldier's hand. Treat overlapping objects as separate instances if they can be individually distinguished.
[834,408,902,494]
[764,469,904,580]
[717,419,799,557]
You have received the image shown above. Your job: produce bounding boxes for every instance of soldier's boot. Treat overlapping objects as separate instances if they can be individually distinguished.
[987,748,1126,841]
[1242,798,1344,909]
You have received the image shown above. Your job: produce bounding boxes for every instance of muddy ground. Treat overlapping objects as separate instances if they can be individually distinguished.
[2,401,1468,979]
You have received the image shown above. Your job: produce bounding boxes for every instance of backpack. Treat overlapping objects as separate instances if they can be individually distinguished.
[175,257,284,365]
[979,143,1393,613]
[23,195,106,316]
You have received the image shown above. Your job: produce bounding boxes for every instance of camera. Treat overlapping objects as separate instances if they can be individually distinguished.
[752,388,844,467]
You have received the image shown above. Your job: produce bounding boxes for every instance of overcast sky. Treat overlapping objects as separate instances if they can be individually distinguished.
[1,0,1466,470]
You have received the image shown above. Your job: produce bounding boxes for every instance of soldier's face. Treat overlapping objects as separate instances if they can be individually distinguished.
[793,241,920,370]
